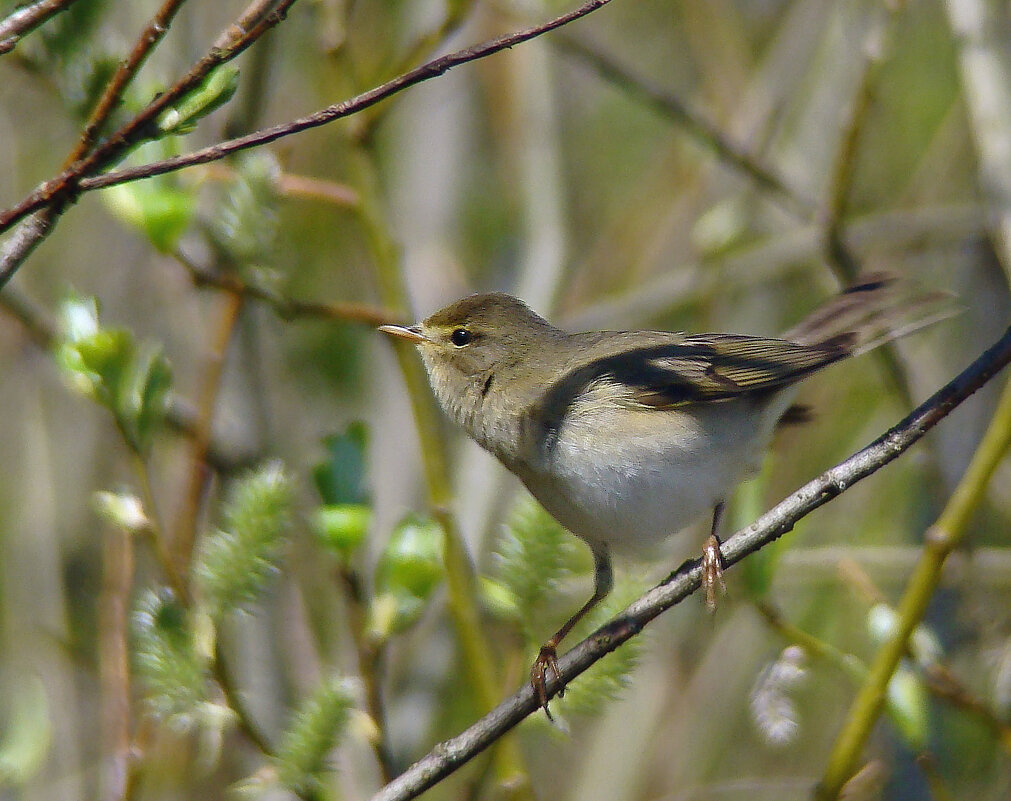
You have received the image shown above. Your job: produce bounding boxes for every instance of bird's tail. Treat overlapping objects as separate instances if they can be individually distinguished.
[784,273,955,354]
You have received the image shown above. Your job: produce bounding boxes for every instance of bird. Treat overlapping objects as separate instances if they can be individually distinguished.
[379,275,941,712]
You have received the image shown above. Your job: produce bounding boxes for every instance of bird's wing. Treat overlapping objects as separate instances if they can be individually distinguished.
[621,333,852,408]
[521,332,851,457]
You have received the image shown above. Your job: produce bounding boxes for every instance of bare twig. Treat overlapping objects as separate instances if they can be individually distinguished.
[337,565,395,781]
[0,0,300,248]
[0,0,83,55]
[176,252,397,325]
[99,523,135,801]
[172,289,244,574]
[67,0,191,164]
[56,0,615,198]
[369,325,1011,801]
[554,33,814,218]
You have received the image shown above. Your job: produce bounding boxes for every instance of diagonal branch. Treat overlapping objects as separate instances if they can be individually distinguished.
[67,0,190,164]
[368,324,1011,801]
[41,0,616,198]
[0,0,298,288]
[0,0,299,235]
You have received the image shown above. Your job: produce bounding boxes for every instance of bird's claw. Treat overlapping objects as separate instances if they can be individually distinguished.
[531,643,563,719]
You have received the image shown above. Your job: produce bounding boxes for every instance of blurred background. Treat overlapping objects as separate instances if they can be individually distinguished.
[1,0,1010,799]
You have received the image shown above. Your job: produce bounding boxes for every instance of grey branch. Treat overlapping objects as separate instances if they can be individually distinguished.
[0,0,84,55]
[369,324,1011,801]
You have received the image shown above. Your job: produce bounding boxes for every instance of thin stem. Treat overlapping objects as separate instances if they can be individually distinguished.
[338,565,395,782]
[755,601,866,684]
[29,0,617,201]
[131,451,189,602]
[211,640,274,754]
[352,149,531,797]
[816,370,1011,799]
[553,33,814,219]
[99,521,135,801]
[172,286,244,574]
[174,249,396,325]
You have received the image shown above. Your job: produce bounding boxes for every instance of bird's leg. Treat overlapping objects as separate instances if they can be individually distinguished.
[531,546,613,717]
[702,501,728,611]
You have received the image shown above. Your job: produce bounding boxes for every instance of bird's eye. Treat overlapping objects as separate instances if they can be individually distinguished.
[450,328,472,347]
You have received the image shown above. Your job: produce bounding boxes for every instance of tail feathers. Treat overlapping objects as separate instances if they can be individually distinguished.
[784,272,955,353]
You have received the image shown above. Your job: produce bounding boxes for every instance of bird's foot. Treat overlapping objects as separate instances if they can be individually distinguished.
[531,643,563,719]
[702,534,727,611]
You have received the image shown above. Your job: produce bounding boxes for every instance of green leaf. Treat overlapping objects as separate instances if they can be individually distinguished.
[372,515,444,633]
[104,175,196,252]
[157,65,240,136]
[312,503,371,559]
[194,462,294,619]
[55,295,173,454]
[313,422,370,505]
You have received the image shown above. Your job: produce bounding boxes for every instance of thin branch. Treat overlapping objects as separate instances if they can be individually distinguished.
[177,252,397,325]
[172,288,244,574]
[60,0,615,197]
[553,33,815,219]
[0,207,61,288]
[0,0,84,55]
[212,640,274,754]
[337,565,395,782]
[354,148,532,796]
[98,522,135,801]
[0,0,300,236]
[369,324,1011,801]
[66,0,190,164]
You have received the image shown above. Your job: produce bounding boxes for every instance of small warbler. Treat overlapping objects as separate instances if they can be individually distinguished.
[380,275,941,712]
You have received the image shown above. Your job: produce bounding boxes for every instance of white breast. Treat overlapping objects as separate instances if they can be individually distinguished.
[519,387,793,557]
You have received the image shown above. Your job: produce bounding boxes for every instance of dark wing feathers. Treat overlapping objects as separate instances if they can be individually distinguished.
[526,333,851,453]
[538,334,850,418]
[600,334,850,408]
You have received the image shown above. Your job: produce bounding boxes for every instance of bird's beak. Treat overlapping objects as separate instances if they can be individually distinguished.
[378,324,428,344]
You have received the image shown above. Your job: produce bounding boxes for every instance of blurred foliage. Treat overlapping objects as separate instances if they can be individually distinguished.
[2,0,1011,800]
[272,676,354,797]
[55,294,172,455]
[133,589,213,727]
[193,461,293,620]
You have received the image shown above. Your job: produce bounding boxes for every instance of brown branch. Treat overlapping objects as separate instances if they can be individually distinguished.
[64,0,615,196]
[172,289,244,575]
[338,565,395,782]
[0,0,300,235]
[99,523,135,801]
[0,0,84,55]
[178,252,398,325]
[66,0,191,164]
[369,324,1011,801]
